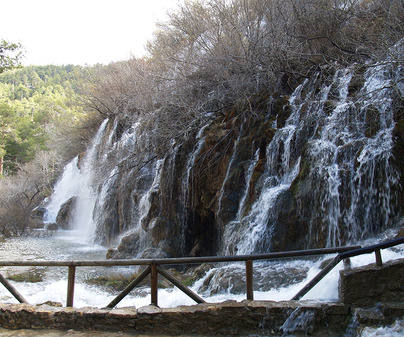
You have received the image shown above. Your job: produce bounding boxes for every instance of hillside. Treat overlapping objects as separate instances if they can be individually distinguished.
[0,65,85,174]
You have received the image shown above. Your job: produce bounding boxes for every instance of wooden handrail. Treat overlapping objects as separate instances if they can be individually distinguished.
[338,236,404,260]
[0,245,360,308]
[292,236,404,301]
[10,242,404,308]
[0,246,360,267]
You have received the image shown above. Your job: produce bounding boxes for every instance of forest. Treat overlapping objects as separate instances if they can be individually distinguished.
[0,0,403,239]
[0,63,103,236]
[0,65,86,174]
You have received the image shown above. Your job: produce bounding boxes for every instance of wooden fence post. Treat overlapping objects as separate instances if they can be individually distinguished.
[67,265,76,307]
[375,249,382,267]
[246,260,253,300]
[151,263,158,306]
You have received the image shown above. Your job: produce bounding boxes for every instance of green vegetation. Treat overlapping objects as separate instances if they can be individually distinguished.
[85,268,195,291]
[0,0,403,238]
[0,65,86,175]
[0,39,24,74]
[0,64,102,237]
[85,274,134,291]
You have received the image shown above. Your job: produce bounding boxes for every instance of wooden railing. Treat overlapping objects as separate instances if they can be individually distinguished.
[292,236,404,300]
[0,239,402,308]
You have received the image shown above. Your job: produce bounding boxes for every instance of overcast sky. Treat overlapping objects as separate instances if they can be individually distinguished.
[0,0,180,66]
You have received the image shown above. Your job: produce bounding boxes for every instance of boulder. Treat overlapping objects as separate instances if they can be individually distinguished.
[56,197,77,230]
[45,223,58,231]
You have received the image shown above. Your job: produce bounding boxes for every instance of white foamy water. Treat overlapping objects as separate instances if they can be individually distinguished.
[360,319,404,337]
[0,231,403,310]
[44,119,108,241]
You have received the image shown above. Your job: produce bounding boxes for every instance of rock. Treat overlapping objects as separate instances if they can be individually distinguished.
[31,206,47,219]
[106,248,117,259]
[56,197,77,230]
[45,223,58,231]
[37,301,63,307]
[29,218,45,229]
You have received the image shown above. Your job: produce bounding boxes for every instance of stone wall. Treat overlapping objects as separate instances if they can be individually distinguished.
[339,258,404,307]
[0,301,350,336]
[1,259,404,335]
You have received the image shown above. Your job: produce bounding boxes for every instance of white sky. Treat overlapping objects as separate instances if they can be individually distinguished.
[0,0,180,66]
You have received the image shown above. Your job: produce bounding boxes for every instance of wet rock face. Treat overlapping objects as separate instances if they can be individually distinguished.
[56,197,77,230]
[82,60,403,258]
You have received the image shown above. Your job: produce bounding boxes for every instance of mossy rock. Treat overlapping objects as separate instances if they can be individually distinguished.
[250,89,272,111]
[8,270,44,283]
[85,267,195,291]
[290,156,311,197]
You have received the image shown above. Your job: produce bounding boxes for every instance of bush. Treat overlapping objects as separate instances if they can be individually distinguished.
[0,150,61,237]
[84,0,404,155]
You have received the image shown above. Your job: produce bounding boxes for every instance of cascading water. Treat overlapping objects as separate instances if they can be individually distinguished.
[180,126,209,254]
[33,52,404,321]
[222,83,305,255]
[44,119,108,241]
[45,54,403,259]
[307,69,354,247]
[346,63,400,240]
[44,56,403,257]
[43,157,81,224]
[302,63,401,247]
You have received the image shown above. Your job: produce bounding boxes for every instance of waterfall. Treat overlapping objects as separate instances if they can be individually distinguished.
[236,148,260,221]
[43,157,81,223]
[306,69,354,247]
[44,119,108,241]
[180,126,209,254]
[304,63,400,246]
[223,84,305,255]
[345,63,399,241]
[44,53,403,259]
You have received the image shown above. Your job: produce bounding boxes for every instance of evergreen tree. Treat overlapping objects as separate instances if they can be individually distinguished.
[0,65,86,174]
[0,40,24,74]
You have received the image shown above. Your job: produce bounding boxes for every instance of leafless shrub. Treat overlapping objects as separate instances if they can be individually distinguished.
[0,150,61,237]
[82,0,404,164]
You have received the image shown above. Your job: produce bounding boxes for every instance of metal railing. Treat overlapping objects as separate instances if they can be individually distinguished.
[0,238,402,308]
